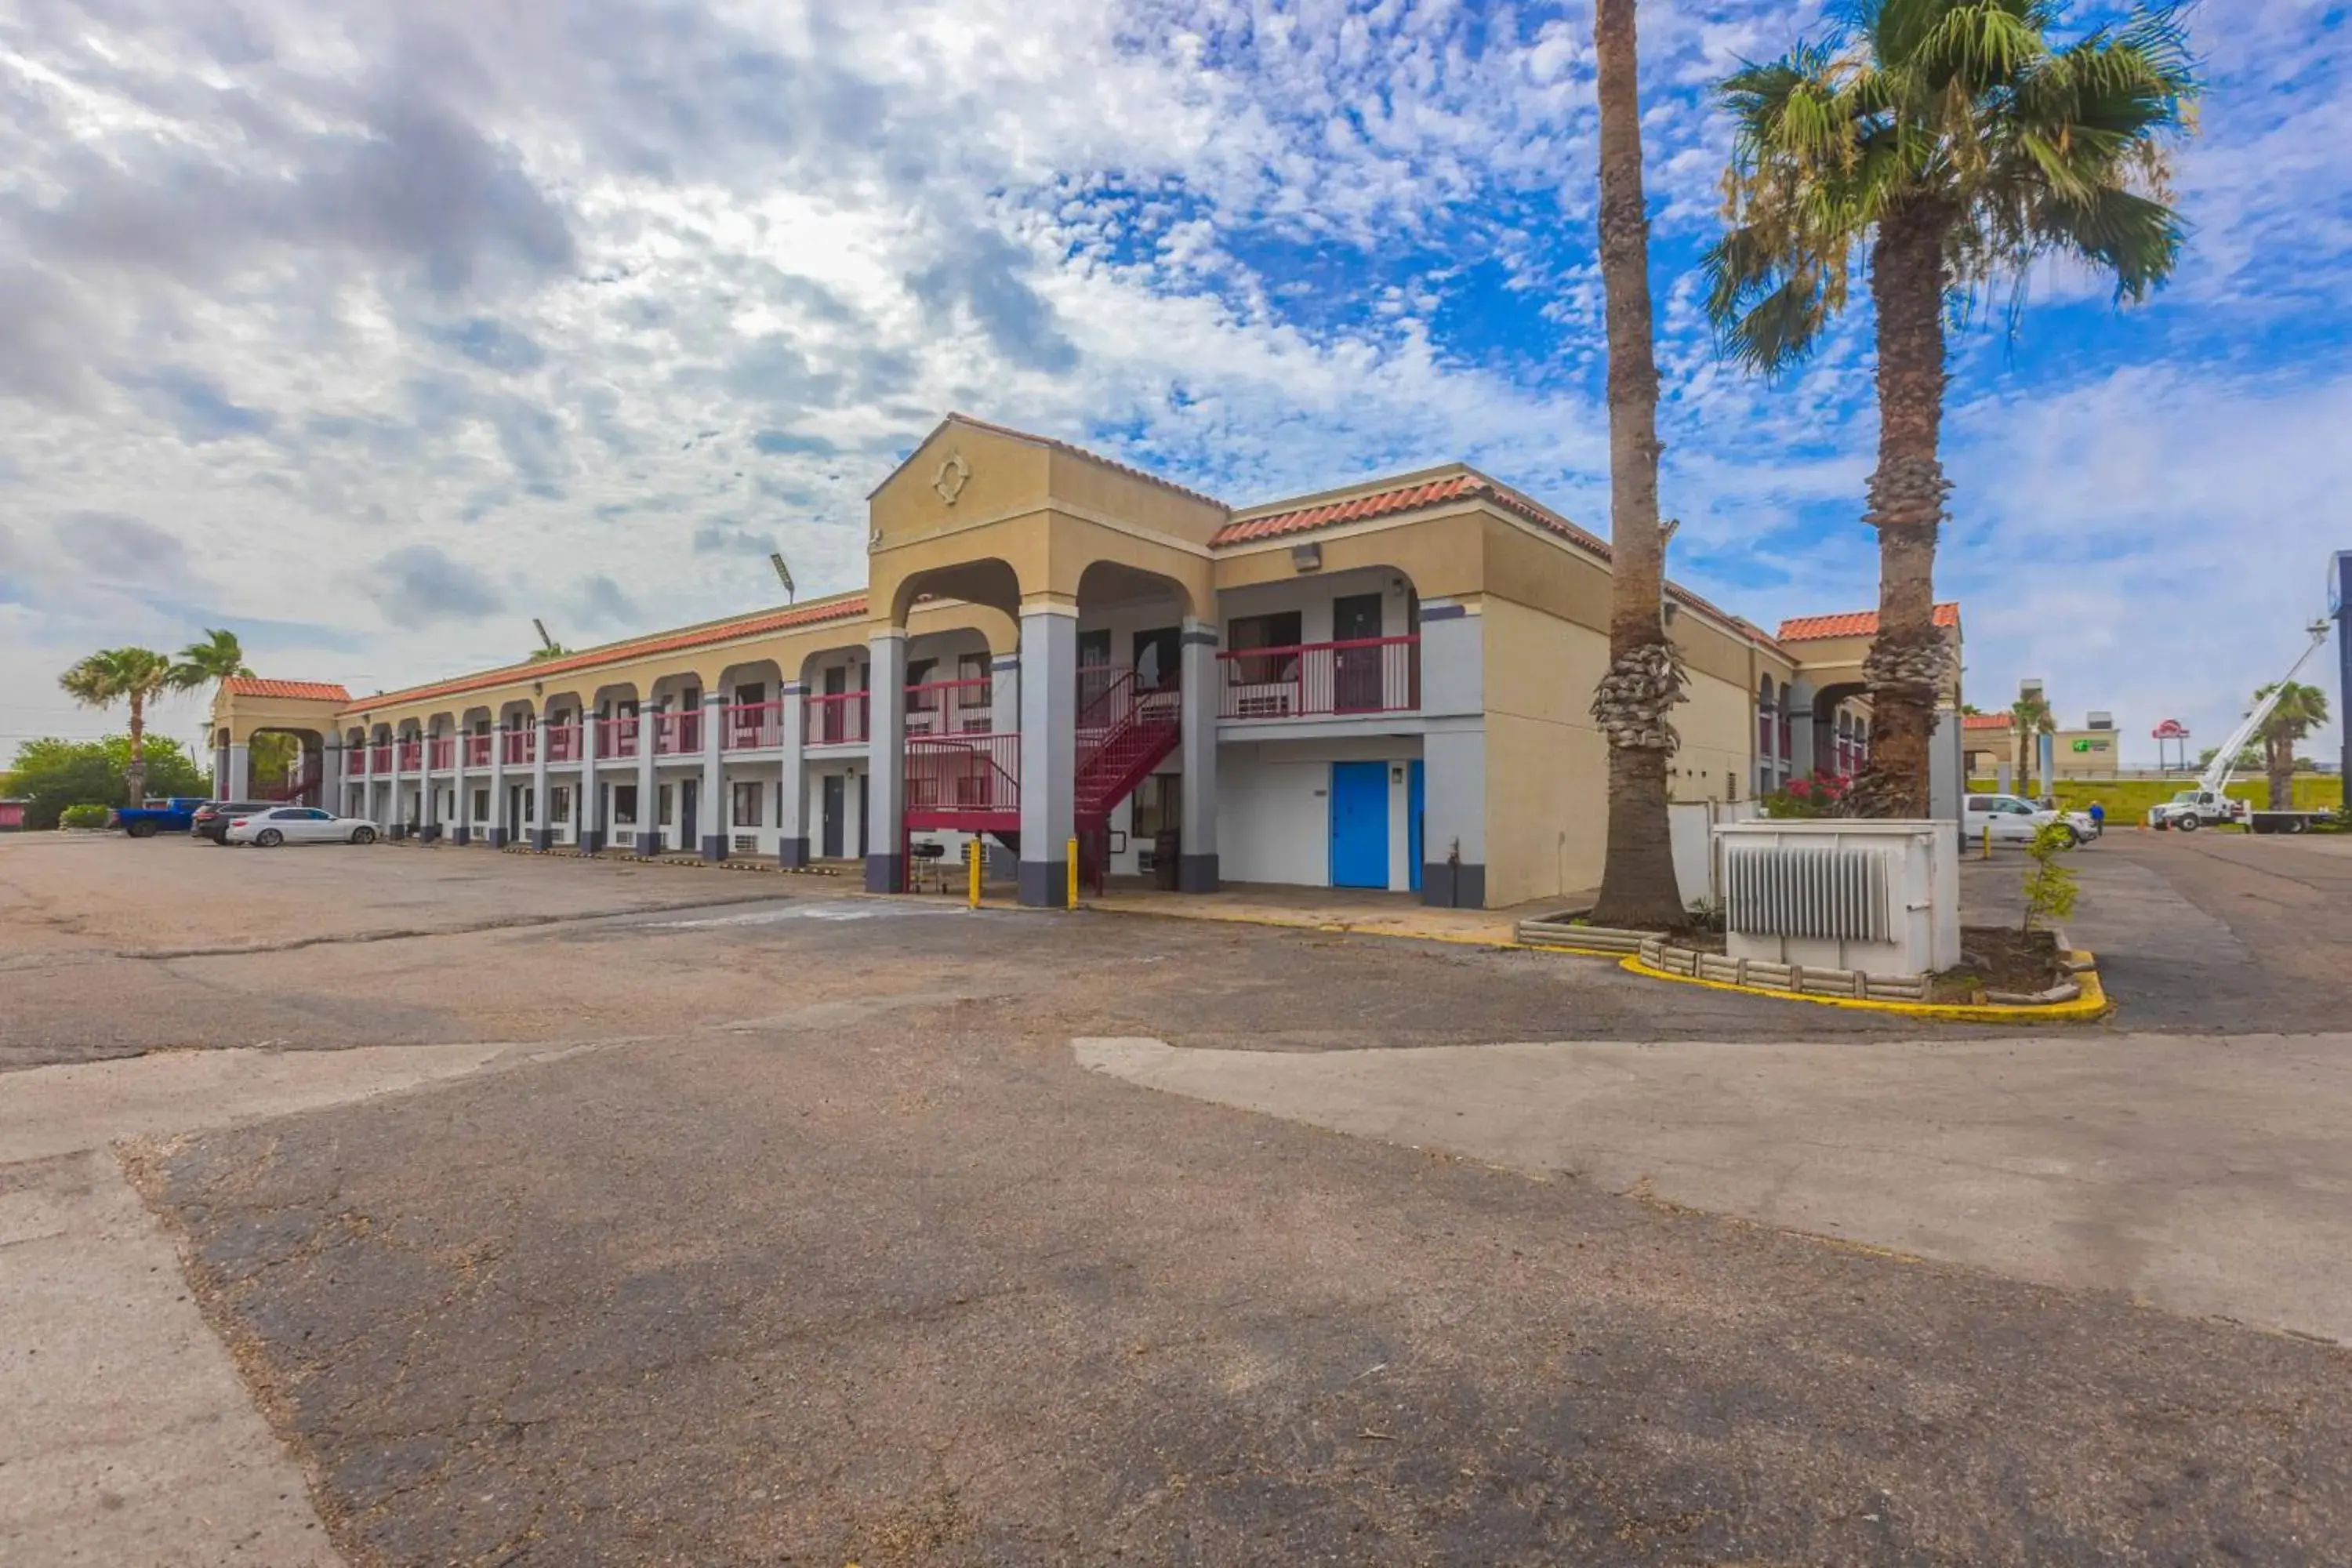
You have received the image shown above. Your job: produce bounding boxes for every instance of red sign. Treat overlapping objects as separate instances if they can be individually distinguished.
[2152,718,2190,739]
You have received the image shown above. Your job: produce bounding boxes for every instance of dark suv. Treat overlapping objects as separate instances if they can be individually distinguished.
[191,801,275,844]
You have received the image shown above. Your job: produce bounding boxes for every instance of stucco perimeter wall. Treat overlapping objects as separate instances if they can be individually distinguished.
[1479,596,1612,907]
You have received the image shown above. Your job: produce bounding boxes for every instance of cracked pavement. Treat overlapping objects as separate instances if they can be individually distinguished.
[4,831,2350,1565]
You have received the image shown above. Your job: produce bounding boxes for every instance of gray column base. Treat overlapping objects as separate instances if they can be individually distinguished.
[579,830,605,855]
[420,825,441,842]
[531,829,553,851]
[1178,853,1220,894]
[489,829,510,849]
[778,837,810,869]
[1421,862,1486,909]
[866,852,905,894]
[452,827,470,847]
[635,831,662,856]
[388,824,408,841]
[700,836,727,861]
[1018,859,1070,909]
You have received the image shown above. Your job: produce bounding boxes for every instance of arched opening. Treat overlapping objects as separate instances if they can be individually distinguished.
[1809,681,1867,780]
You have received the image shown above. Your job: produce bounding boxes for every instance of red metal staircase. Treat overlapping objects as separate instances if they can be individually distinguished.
[1074,671,1181,831]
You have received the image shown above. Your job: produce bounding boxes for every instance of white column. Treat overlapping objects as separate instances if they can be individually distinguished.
[634,707,659,855]
[225,743,251,803]
[1177,618,1218,892]
[418,739,439,841]
[1418,604,1486,909]
[451,738,469,845]
[1016,605,1076,907]
[777,681,808,867]
[579,710,603,854]
[531,718,552,851]
[865,630,907,892]
[488,728,509,847]
[698,693,727,858]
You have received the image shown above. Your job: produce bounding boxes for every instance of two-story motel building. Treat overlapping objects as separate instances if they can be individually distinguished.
[209,416,1959,909]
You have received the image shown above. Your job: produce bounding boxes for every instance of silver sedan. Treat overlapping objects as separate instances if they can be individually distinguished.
[223,806,381,846]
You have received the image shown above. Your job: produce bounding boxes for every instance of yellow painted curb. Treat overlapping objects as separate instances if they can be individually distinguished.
[1617,951,2113,1025]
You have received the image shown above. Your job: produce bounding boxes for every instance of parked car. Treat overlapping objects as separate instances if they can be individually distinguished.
[109,797,209,838]
[190,800,276,844]
[223,806,379,847]
[1963,793,2085,846]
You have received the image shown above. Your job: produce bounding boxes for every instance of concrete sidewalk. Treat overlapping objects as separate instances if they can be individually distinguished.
[1080,1029,2352,1345]
[0,1042,590,1567]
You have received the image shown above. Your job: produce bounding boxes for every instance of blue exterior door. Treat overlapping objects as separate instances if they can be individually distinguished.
[1330,761,1388,888]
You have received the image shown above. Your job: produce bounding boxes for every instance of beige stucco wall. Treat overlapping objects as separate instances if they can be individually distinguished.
[1672,662,1756,805]
[1478,597,1610,906]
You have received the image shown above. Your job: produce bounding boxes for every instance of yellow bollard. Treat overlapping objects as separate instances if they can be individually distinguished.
[967,837,982,909]
[1067,836,1080,909]
[1982,825,1993,860]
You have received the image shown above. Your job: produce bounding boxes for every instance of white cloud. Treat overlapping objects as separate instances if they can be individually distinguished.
[0,0,2342,773]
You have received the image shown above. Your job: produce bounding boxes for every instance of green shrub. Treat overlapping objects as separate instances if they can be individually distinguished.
[58,803,111,829]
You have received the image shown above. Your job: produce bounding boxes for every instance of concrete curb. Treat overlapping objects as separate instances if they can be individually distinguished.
[1619,950,2114,1025]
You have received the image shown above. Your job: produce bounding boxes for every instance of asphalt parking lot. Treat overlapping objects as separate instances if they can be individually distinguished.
[5,831,2350,1566]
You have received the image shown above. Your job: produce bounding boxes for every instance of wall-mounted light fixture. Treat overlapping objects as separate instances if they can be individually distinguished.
[1290,543,1322,573]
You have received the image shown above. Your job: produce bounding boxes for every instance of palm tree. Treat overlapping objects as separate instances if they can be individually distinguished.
[58,648,177,804]
[1587,0,1687,928]
[2254,681,2328,811]
[169,628,253,692]
[1704,1,2198,817]
[2009,689,2055,791]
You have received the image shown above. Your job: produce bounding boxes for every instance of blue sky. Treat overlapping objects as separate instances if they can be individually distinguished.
[2,0,2346,764]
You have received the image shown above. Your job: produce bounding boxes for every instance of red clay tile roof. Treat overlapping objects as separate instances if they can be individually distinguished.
[339,596,869,715]
[1962,712,2013,731]
[1775,603,1961,642]
[223,677,351,702]
[1213,469,1798,654]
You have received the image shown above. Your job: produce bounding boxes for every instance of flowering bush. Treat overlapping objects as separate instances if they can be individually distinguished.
[1761,772,1854,819]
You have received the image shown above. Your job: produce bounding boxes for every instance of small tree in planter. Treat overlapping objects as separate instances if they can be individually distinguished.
[2020,820,2079,935]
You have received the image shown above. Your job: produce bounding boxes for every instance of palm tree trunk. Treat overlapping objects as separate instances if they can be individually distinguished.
[1849,201,1953,820]
[1587,0,1686,928]
[125,695,147,805]
[2267,734,2292,811]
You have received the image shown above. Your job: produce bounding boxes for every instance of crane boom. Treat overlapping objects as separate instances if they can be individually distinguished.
[2198,620,2332,796]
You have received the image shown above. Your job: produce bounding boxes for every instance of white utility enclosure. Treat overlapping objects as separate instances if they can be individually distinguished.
[1715,819,1961,979]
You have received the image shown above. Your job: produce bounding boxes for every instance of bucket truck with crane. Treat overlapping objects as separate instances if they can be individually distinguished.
[2149,619,2335,833]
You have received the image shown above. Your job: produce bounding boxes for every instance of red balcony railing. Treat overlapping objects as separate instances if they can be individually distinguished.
[501,729,535,767]
[546,723,581,764]
[597,715,640,759]
[723,702,782,750]
[1217,635,1420,720]
[464,735,492,768]
[652,710,702,757]
[905,677,994,737]
[396,740,423,771]
[906,732,1020,823]
[427,738,455,771]
[806,690,870,746]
